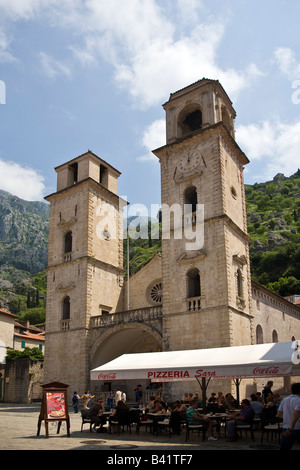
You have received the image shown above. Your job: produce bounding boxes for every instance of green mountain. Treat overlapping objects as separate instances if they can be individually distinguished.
[245,170,300,296]
[0,169,299,322]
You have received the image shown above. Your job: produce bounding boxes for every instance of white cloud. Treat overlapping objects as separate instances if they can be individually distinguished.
[38,52,71,79]
[138,119,165,162]
[0,158,45,201]
[236,118,300,181]
[102,18,262,108]
[0,0,41,21]
[274,47,300,81]
[0,30,18,63]
[0,1,263,106]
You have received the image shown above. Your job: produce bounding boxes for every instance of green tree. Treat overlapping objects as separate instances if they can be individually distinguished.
[6,347,43,362]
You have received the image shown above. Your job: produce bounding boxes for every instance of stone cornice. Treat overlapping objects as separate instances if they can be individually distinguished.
[152,122,249,166]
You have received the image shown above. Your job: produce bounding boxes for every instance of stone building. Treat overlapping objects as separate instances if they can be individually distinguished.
[0,310,45,402]
[43,79,300,401]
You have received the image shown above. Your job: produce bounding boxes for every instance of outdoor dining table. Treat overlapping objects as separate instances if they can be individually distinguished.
[205,413,233,436]
[146,412,170,434]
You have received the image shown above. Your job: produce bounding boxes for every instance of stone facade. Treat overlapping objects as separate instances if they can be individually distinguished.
[0,309,16,362]
[43,79,300,402]
[3,358,44,403]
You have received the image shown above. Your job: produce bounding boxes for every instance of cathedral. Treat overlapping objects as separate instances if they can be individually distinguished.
[43,79,300,402]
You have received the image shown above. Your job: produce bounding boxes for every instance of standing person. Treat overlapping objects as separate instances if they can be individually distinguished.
[135,384,143,403]
[121,391,127,402]
[87,391,95,408]
[262,381,273,403]
[115,390,122,404]
[72,391,80,413]
[107,391,114,409]
[80,390,95,409]
[277,382,300,451]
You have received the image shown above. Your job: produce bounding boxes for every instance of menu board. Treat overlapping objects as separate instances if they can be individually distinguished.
[46,392,66,419]
[37,382,70,437]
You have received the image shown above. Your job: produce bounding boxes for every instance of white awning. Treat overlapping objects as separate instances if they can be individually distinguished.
[90,340,300,382]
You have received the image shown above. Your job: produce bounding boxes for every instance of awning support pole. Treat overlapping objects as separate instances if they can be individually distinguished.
[233,378,242,406]
[196,376,211,413]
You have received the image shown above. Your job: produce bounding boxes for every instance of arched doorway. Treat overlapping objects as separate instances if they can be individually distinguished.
[90,323,162,401]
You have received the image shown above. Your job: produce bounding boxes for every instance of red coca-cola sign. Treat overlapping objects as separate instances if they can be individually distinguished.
[97,372,117,380]
[253,366,279,375]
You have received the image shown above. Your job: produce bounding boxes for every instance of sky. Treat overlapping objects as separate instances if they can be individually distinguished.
[0,0,300,217]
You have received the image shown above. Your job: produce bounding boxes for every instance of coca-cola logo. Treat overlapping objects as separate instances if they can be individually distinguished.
[97,372,117,380]
[253,366,279,375]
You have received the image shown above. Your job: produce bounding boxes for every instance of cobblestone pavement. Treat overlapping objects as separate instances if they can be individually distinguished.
[0,403,291,453]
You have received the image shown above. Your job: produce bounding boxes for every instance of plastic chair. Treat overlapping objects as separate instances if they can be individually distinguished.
[185,421,206,442]
[80,409,93,432]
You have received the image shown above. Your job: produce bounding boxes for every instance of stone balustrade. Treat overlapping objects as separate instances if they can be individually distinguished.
[91,305,162,328]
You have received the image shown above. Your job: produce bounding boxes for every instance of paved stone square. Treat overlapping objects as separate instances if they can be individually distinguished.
[0,403,290,452]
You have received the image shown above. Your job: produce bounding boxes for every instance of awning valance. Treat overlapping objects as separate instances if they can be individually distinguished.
[90,340,300,382]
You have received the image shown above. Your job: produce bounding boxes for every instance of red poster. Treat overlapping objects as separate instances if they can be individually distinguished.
[46,392,66,419]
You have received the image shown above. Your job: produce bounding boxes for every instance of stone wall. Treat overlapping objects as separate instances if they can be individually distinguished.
[3,359,44,403]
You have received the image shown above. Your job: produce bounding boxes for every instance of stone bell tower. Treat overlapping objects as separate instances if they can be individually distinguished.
[43,151,125,393]
[153,79,253,351]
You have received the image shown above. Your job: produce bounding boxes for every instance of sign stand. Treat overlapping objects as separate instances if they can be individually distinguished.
[37,382,70,438]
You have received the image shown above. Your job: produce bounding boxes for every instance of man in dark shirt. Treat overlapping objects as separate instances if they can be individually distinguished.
[262,381,273,403]
[226,399,255,442]
[87,399,107,432]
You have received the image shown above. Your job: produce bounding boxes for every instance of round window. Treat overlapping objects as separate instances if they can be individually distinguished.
[149,282,162,304]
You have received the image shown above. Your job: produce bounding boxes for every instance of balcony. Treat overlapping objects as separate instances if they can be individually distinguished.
[61,319,70,330]
[187,296,201,311]
[91,305,162,328]
[64,252,72,262]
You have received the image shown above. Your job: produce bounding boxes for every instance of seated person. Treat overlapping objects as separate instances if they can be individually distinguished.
[149,399,166,414]
[169,401,187,435]
[154,395,168,409]
[250,394,264,419]
[226,399,255,442]
[208,392,217,403]
[145,396,156,412]
[108,400,130,432]
[87,399,107,432]
[223,393,237,410]
[172,400,187,416]
[186,400,217,441]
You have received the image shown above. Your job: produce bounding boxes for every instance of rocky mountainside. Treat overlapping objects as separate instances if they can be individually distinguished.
[0,189,49,287]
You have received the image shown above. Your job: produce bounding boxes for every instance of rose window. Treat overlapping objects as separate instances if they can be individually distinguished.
[150,282,162,303]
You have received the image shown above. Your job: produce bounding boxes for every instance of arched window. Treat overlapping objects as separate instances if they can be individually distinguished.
[272,330,278,342]
[184,186,198,213]
[187,268,201,298]
[177,104,202,138]
[221,107,233,136]
[62,296,70,320]
[69,162,78,184]
[64,231,72,253]
[256,325,263,344]
[183,110,202,133]
[237,269,243,298]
